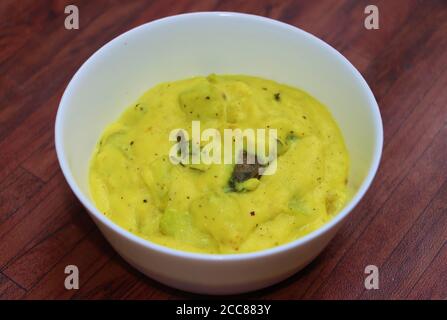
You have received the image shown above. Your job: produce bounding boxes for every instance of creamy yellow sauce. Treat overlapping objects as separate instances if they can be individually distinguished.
[89,74,349,254]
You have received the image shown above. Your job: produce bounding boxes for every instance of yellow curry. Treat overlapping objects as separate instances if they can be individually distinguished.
[89,74,349,254]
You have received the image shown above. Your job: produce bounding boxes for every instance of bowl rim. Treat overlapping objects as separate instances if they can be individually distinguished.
[55,11,383,262]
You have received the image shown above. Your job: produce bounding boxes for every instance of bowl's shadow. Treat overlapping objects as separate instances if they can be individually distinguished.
[117,246,326,300]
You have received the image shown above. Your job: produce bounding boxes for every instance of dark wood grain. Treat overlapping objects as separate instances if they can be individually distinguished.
[0,0,446,300]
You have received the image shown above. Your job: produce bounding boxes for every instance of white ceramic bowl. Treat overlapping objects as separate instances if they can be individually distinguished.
[55,12,383,295]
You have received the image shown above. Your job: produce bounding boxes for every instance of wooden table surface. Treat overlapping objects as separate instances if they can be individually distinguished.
[1,0,446,300]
